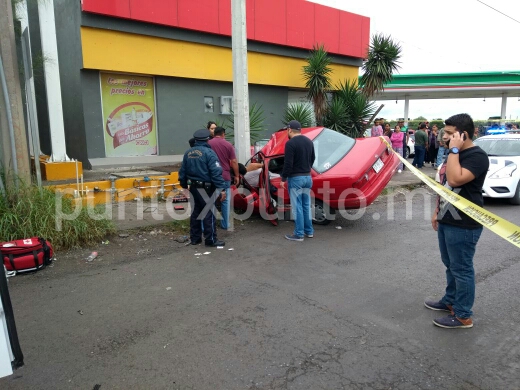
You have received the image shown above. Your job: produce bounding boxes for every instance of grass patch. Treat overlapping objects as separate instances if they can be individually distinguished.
[0,179,115,250]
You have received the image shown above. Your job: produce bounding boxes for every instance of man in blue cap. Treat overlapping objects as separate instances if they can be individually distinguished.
[179,129,227,247]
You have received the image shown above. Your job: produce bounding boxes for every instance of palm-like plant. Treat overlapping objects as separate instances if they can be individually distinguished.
[324,80,376,138]
[359,33,402,98]
[225,102,267,145]
[302,44,332,126]
[283,102,314,128]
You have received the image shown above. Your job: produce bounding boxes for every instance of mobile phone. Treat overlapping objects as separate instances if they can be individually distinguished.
[458,130,467,141]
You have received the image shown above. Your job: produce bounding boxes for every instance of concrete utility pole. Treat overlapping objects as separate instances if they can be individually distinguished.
[231,0,251,164]
[0,0,31,183]
[38,0,69,162]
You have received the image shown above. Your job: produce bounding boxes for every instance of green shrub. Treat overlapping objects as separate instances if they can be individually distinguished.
[0,178,115,250]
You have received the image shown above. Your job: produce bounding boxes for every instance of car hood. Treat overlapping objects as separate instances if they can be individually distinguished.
[487,155,520,176]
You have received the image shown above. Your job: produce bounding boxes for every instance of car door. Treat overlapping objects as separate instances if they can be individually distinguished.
[258,156,279,226]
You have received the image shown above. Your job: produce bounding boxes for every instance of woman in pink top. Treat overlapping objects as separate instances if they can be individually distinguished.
[390,125,404,172]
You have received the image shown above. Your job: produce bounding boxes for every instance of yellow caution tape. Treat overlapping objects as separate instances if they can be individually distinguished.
[380,136,520,249]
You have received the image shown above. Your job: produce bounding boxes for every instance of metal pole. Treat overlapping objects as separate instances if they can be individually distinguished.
[500,94,507,126]
[404,96,410,127]
[21,29,42,187]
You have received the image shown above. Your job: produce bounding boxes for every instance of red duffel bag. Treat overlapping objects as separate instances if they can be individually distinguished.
[1,237,54,273]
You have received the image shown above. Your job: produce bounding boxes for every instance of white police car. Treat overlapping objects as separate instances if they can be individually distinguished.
[474,134,520,204]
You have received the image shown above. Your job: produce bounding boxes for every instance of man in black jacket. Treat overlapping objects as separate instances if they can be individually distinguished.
[280,120,316,241]
[179,129,227,247]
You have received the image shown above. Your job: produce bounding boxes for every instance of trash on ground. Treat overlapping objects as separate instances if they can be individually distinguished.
[194,253,202,256]
[335,226,342,230]
[166,287,172,291]
[176,235,189,243]
[203,252,211,255]
[86,251,98,262]
[101,240,109,245]
[118,233,130,238]
[228,248,234,251]
[77,310,84,315]
[217,246,224,249]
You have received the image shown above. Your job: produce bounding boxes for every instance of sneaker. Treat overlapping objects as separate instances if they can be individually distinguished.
[285,234,304,242]
[398,169,402,173]
[305,233,314,238]
[424,300,453,313]
[190,239,202,245]
[205,240,225,247]
[433,315,473,329]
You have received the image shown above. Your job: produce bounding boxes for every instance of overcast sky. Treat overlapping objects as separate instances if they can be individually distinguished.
[308,0,520,122]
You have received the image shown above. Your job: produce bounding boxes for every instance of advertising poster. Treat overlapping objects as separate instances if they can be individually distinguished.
[100,72,158,157]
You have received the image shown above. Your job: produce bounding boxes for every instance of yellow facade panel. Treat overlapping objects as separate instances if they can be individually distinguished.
[81,27,359,88]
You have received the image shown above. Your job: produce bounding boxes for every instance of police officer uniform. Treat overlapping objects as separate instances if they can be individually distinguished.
[179,129,227,247]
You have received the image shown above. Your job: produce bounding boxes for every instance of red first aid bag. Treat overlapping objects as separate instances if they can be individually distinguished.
[1,237,54,273]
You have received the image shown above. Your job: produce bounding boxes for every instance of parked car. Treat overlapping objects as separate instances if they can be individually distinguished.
[406,133,415,158]
[474,134,520,204]
[232,127,400,225]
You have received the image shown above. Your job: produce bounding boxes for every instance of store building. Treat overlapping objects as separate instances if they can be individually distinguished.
[27,0,369,169]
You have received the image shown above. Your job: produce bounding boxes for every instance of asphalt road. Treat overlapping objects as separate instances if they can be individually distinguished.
[1,191,519,390]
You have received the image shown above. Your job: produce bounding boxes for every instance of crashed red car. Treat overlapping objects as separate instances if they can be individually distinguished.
[231,127,399,225]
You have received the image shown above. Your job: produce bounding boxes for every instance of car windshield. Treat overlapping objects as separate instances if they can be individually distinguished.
[474,138,520,156]
[312,128,355,173]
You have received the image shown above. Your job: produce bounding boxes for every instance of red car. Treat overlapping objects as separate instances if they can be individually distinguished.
[231,127,399,225]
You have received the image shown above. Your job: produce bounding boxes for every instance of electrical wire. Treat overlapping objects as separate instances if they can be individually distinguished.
[475,0,520,25]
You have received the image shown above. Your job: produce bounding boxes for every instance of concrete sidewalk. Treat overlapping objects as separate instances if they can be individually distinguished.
[109,163,436,232]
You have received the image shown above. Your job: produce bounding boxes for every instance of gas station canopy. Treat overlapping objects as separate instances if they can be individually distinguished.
[373,71,520,100]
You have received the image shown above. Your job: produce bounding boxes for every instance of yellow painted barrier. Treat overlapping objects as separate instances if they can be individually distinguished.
[47,172,184,206]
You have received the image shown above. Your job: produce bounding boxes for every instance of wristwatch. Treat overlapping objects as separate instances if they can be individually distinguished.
[450,147,459,154]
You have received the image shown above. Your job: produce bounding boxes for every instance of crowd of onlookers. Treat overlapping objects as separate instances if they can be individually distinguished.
[366,118,481,171]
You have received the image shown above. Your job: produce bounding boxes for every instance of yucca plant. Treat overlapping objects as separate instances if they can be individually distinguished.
[283,102,314,128]
[225,102,267,145]
[323,80,377,138]
[302,44,332,126]
[359,33,402,98]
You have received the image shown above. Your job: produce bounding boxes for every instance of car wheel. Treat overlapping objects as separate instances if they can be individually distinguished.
[405,147,410,159]
[509,182,520,205]
[312,199,332,225]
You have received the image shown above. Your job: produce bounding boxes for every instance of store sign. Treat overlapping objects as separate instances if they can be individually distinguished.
[100,72,158,157]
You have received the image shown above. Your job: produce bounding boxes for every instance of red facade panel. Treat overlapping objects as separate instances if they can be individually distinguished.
[286,0,315,50]
[361,18,370,59]
[254,0,286,46]
[339,12,362,58]
[81,0,369,59]
[314,4,339,54]
[177,0,220,35]
[129,0,177,27]
[246,0,255,41]
[82,0,131,18]
[218,0,232,36]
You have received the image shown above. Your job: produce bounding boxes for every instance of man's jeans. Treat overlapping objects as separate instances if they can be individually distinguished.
[220,181,231,229]
[288,176,313,238]
[437,223,483,318]
[412,145,426,168]
[436,146,447,167]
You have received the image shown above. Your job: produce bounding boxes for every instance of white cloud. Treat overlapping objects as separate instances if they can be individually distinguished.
[307,0,520,120]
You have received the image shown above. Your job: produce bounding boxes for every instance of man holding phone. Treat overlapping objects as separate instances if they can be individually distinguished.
[427,113,489,329]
